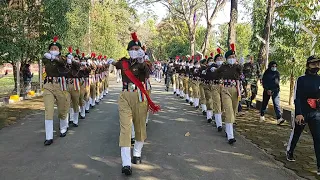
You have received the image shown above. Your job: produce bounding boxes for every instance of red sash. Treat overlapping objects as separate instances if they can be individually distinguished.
[122,60,161,113]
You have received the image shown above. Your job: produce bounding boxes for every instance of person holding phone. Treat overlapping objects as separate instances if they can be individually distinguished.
[259,61,284,125]
[286,55,320,175]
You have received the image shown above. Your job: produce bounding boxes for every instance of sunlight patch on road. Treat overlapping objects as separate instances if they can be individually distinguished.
[139,177,160,180]
[185,158,198,163]
[173,118,192,122]
[193,165,221,172]
[152,120,165,124]
[89,155,118,167]
[72,163,87,169]
[214,149,253,160]
[133,163,162,171]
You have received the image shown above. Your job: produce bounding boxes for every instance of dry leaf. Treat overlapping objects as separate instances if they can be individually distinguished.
[168,153,172,156]
[185,132,190,137]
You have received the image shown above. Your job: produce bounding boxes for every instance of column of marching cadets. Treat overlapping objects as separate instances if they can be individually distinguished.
[42,36,111,146]
[166,44,240,145]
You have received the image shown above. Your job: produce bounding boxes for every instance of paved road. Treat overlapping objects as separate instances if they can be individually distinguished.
[0,80,302,180]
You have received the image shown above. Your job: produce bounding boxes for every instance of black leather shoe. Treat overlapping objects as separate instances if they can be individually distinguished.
[69,121,73,124]
[218,126,223,132]
[174,92,176,94]
[207,119,212,123]
[79,116,85,119]
[195,106,199,109]
[228,138,236,145]
[121,166,132,176]
[73,123,78,127]
[90,105,95,109]
[85,110,89,113]
[132,156,142,164]
[190,102,193,106]
[60,131,67,137]
[146,123,148,127]
[202,111,206,116]
[44,139,53,146]
[185,99,189,103]
[96,101,100,105]
[176,94,179,96]
[131,138,135,145]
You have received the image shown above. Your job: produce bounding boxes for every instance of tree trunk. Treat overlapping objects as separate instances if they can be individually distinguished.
[190,31,196,56]
[201,22,212,55]
[289,70,295,106]
[227,0,238,49]
[257,0,275,69]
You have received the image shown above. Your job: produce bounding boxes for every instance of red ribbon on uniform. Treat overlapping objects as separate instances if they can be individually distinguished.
[122,60,161,113]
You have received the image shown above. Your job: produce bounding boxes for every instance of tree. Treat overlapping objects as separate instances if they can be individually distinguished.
[227,0,238,48]
[200,0,227,55]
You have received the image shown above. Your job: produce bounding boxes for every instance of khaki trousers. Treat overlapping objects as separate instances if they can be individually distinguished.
[204,84,222,113]
[118,91,148,147]
[90,82,97,100]
[188,78,193,96]
[183,76,189,94]
[104,75,109,90]
[172,73,176,88]
[79,83,90,107]
[68,85,80,113]
[191,81,200,98]
[221,86,238,123]
[204,84,212,110]
[174,74,180,90]
[96,81,101,98]
[199,83,206,105]
[43,83,70,120]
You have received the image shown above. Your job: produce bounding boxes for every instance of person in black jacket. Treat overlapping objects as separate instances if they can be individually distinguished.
[286,56,320,175]
[23,64,33,93]
[260,61,284,125]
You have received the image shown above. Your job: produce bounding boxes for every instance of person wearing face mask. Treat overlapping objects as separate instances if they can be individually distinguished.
[285,55,320,175]
[184,58,192,103]
[102,56,110,96]
[165,60,174,92]
[259,61,284,125]
[172,57,179,94]
[243,55,261,109]
[215,43,242,145]
[79,53,91,119]
[174,57,181,96]
[199,58,208,115]
[189,56,201,106]
[65,47,81,127]
[211,49,224,131]
[179,59,187,98]
[190,58,202,109]
[108,32,160,176]
[42,36,71,146]
[203,52,220,124]
[89,53,97,108]
[95,55,103,104]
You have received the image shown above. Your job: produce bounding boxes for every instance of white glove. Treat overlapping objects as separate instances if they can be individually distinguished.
[44,53,56,61]
[137,58,144,63]
[87,59,91,64]
[201,70,206,75]
[81,62,87,65]
[107,59,114,64]
[67,58,72,64]
[210,67,216,72]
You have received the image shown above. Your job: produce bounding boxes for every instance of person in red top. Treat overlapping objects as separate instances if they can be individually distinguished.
[108,33,160,176]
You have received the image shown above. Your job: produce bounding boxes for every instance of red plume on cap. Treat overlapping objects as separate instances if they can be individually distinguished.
[104,55,107,59]
[175,56,179,60]
[76,49,80,55]
[191,56,194,60]
[82,53,85,58]
[210,52,214,57]
[187,57,190,60]
[197,56,200,60]
[131,32,139,42]
[230,43,235,52]
[91,52,96,58]
[205,55,208,59]
[68,46,72,53]
[53,36,58,43]
[217,48,222,54]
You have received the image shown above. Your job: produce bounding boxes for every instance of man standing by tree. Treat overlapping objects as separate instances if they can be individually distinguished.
[243,55,261,109]
[22,64,33,94]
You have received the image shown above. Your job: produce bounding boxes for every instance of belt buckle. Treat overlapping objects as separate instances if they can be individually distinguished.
[128,83,135,90]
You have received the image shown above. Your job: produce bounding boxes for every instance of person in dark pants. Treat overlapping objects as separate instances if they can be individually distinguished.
[286,55,320,175]
[259,61,284,125]
[23,64,33,94]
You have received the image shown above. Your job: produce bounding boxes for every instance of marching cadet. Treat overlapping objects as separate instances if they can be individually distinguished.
[215,43,242,145]
[286,56,320,175]
[184,57,192,103]
[174,57,181,96]
[89,53,97,108]
[190,57,202,109]
[165,60,174,92]
[188,58,195,106]
[211,49,224,131]
[199,58,208,115]
[203,55,216,123]
[109,32,160,176]
[79,53,91,118]
[243,55,261,109]
[66,47,81,127]
[103,56,110,95]
[43,36,71,145]
[95,55,102,104]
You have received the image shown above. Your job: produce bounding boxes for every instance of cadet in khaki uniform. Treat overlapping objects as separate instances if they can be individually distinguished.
[189,58,202,109]
[179,59,186,98]
[184,58,191,103]
[203,56,215,123]
[66,47,81,127]
[42,36,71,146]
[109,32,160,176]
[199,59,208,115]
[216,44,242,145]
[95,55,102,104]
[103,56,110,95]
[79,53,91,118]
[89,53,97,108]
[173,57,180,95]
